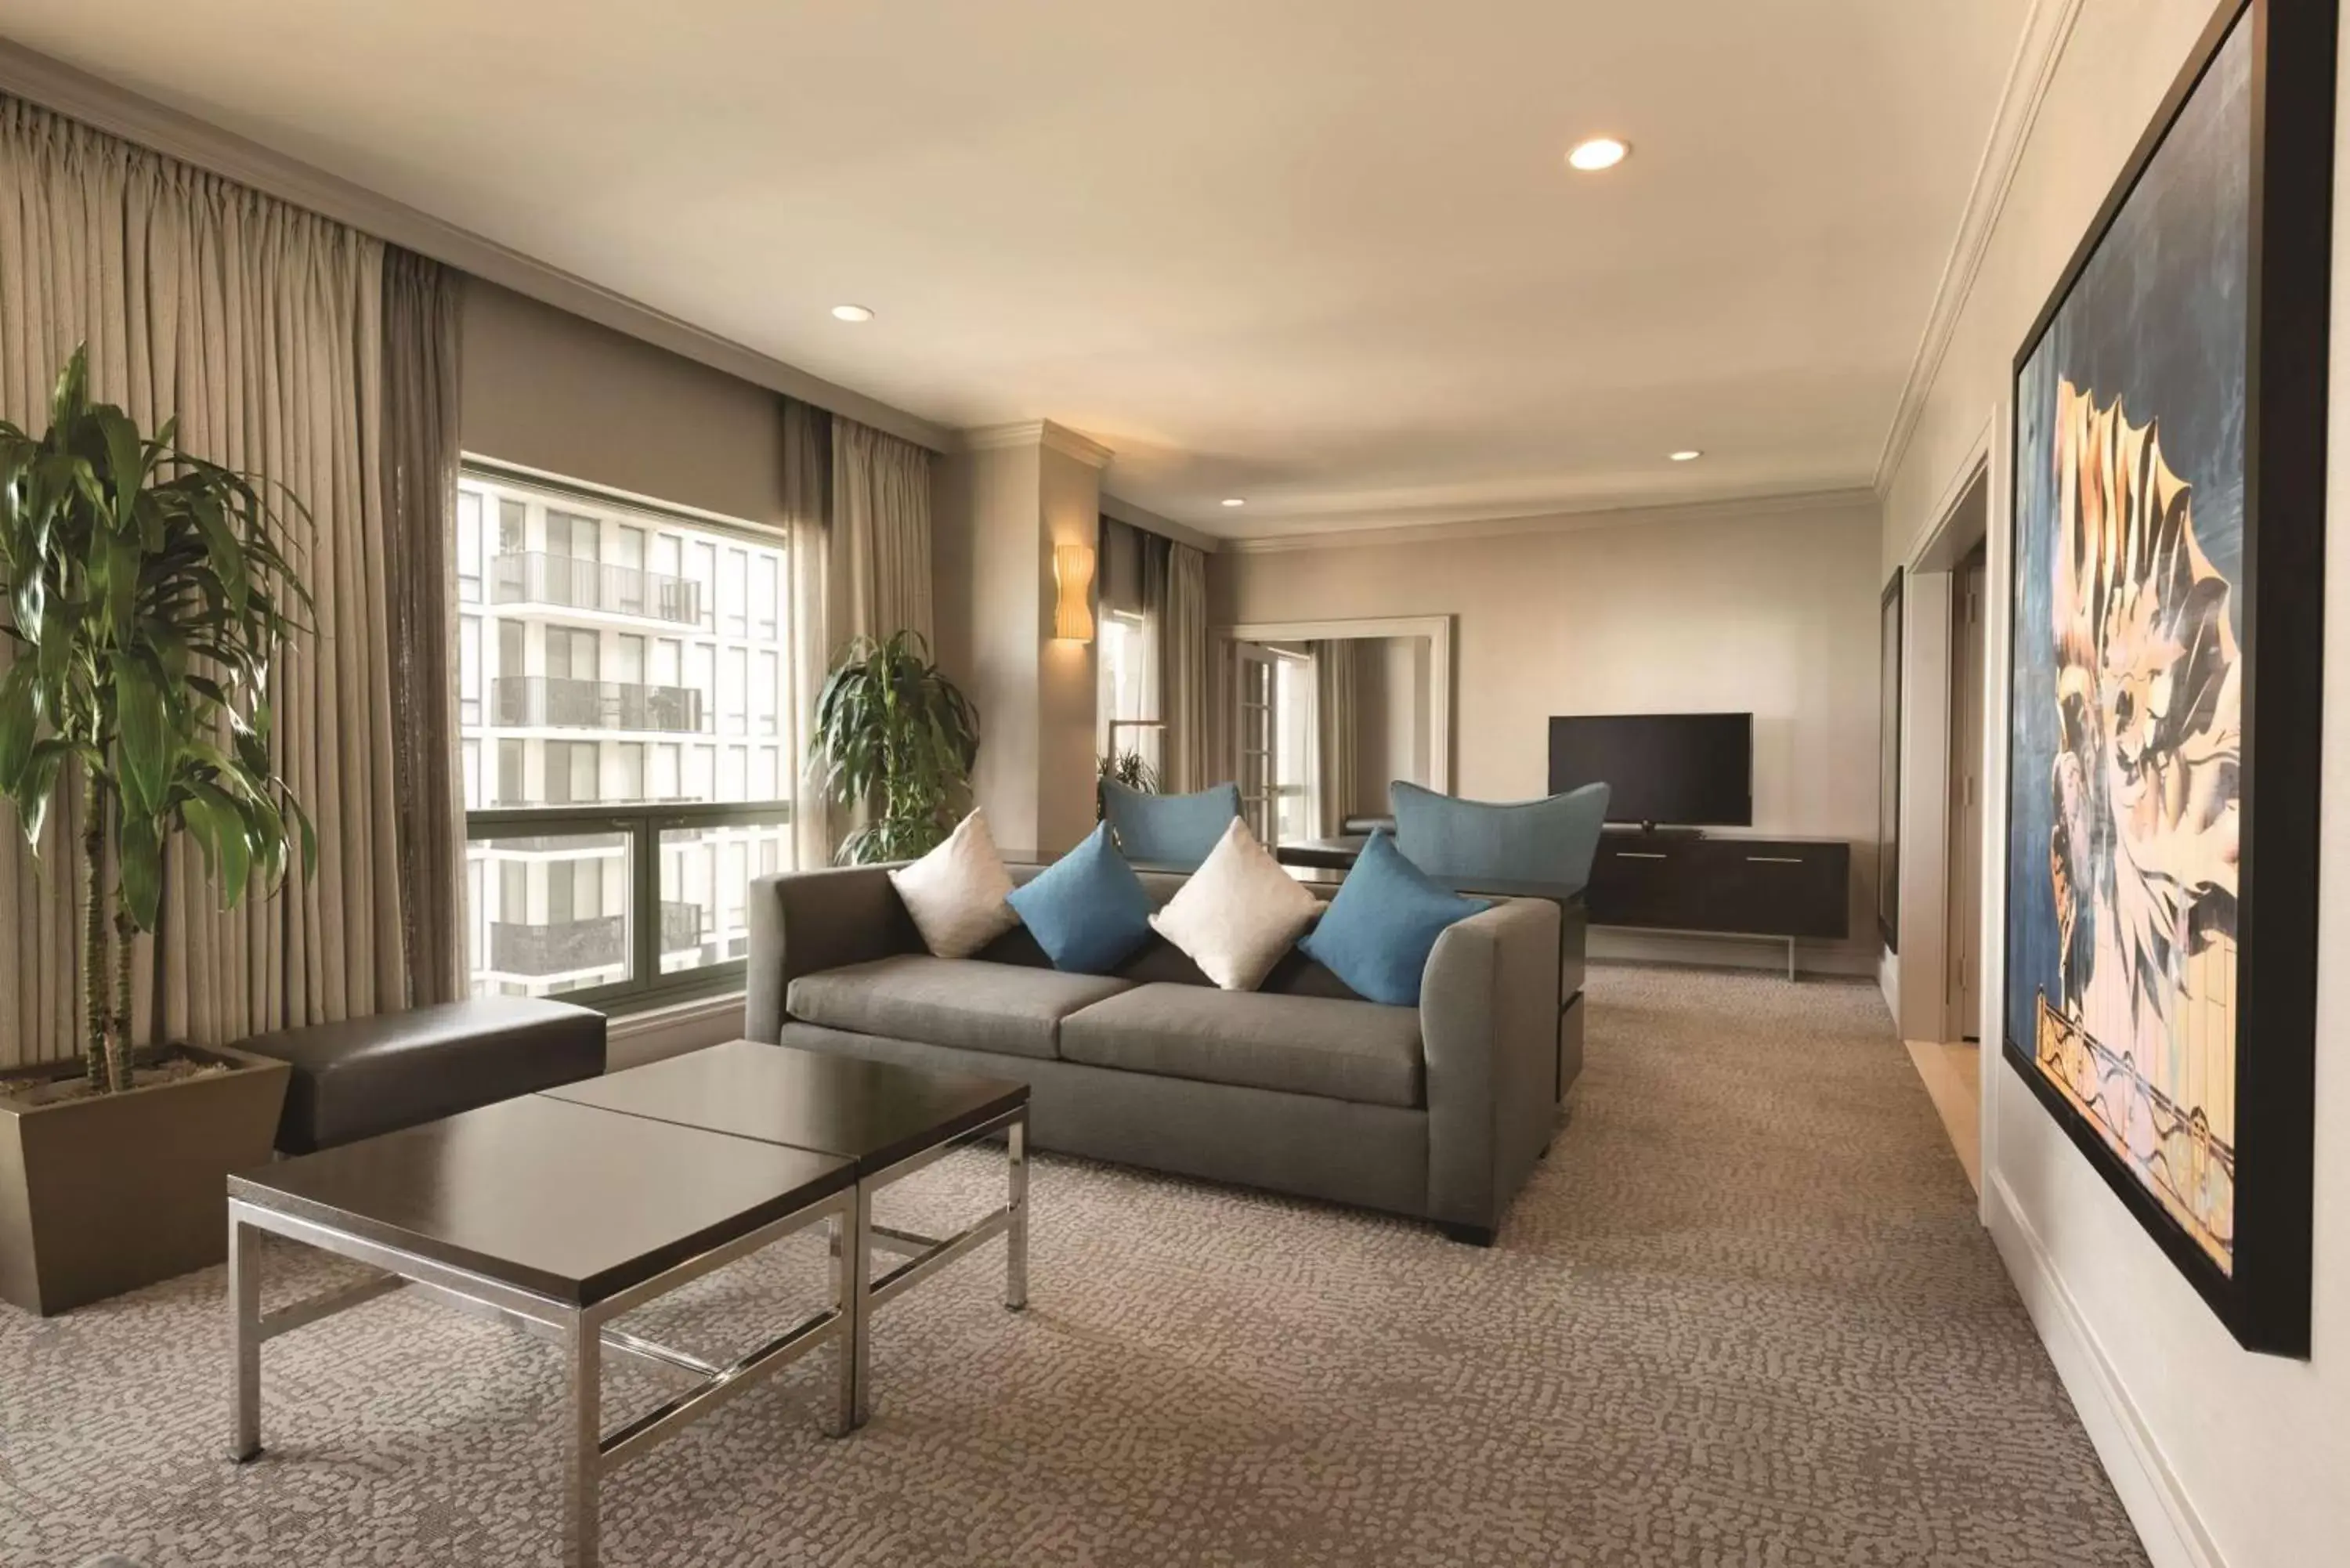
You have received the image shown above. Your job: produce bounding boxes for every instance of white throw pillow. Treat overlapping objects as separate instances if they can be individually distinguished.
[1148,817,1325,990]
[888,809,1019,959]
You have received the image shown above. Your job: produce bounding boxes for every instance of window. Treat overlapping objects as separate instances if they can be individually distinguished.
[459,616,482,728]
[460,466,796,1010]
[686,644,716,732]
[720,648,747,735]
[614,525,646,617]
[1097,609,1159,779]
[754,651,779,735]
[721,547,749,637]
[753,554,779,641]
[1233,645,1311,845]
[689,541,717,631]
[457,490,483,604]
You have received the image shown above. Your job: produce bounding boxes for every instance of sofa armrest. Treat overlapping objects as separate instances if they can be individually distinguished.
[745,866,922,1042]
[1420,896,1563,1231]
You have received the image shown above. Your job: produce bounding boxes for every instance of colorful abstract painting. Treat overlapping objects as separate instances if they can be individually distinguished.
[2008,13,2251,1274]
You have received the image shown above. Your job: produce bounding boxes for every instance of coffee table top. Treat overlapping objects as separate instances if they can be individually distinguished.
[540,1039,1027,1175]
[228,1093,853,1306]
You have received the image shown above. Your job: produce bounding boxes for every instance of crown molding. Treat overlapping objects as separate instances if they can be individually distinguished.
[0,39,950,453]
[1097,491,1220,555]
[957,419,1117,470]
[1870,0,2087,496]
[1220,486,1880,555]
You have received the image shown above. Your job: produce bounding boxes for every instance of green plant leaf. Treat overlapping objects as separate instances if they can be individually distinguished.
[92,406,145,526]
[118,812,163,930]
[48,345,88,430]
[14,739,67,847]
[192,494,247,616]
[0,658,37,791]
[114,657,172,819]
[186,781,255,908]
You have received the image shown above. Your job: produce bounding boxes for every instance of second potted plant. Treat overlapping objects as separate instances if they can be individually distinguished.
[808,630,982,864]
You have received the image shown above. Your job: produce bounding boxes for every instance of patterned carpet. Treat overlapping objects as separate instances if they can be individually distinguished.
[0,966,2147,1567]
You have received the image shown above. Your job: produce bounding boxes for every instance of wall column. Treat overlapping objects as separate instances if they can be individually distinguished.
[931,421,1108,856]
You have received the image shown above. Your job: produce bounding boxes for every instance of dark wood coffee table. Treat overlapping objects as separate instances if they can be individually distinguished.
[542,1040,1030,1427]
[226,1093,857,1568]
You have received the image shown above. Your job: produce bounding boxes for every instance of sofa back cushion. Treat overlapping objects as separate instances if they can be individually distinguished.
[1390,779,1612,888]
[1099,779,1242,869]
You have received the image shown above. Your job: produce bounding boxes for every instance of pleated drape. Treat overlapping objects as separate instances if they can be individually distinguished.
[829,414,935,650]
[1160,541,1210,792]
[0,95,407,1064]
[379,247,466,1007]
[783,396,835,869]
[1311,641,1360,835]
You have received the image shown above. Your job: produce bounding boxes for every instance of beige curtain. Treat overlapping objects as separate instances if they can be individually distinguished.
[0,95,407,1064]
[1161,541,1209,791]
[1311,641,1360,835]
[830,415,934,650]
[1114,519,1166,779]
[380,247,465,1006]
[783,397,834,869]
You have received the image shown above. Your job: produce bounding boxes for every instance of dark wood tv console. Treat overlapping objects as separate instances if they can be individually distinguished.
[1585,832,1850,980]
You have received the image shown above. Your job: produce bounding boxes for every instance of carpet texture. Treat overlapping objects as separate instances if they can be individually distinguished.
[0,966,2148,1566]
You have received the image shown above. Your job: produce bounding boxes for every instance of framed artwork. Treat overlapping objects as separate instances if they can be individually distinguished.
[1877,571,1902,951]
[2005,0,2331,1356]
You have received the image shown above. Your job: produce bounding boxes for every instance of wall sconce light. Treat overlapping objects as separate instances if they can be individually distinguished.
[1054,544,1096,641]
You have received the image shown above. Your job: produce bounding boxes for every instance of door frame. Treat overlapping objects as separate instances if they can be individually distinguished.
[1891,406,2008,1227]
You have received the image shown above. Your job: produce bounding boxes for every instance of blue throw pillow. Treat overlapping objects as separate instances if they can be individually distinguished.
[1298,831,1490,1006]
[1099,779,1243,869]
[1006,825,1156,974]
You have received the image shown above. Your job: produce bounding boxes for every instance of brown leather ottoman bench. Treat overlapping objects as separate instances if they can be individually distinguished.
[236,996,606,1154]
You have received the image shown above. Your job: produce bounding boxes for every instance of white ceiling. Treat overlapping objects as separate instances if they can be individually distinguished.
[0,1,2029,540]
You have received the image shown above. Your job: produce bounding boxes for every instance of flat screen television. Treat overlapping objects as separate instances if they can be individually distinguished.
[1547,713,1753,828]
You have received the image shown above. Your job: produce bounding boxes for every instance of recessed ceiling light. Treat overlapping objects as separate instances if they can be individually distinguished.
[1567,137,1629,172]
[830,303,874,323]
[1668,450,1703,462]
[1221,497,1247,508]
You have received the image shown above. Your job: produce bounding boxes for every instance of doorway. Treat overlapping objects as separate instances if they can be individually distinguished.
[1946,543,1987,1045]
[1896,463,1990,1194]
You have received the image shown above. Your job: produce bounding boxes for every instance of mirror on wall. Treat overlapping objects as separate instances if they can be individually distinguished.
[1217,616,1453,847]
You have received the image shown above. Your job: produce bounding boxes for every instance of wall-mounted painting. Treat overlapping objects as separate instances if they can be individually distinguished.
[2005,0,2331,1357]
[1877,571,1902,951]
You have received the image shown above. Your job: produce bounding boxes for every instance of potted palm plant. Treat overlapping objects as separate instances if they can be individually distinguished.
[808,630,982,864]
[1096,748,1159,820]
[0,346,316,1315]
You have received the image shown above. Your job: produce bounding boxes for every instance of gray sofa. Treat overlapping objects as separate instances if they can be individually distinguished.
[746,862,1566,1242]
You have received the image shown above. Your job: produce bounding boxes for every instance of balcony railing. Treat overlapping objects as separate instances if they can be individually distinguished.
[487,901,706,976]
[659,899,705,955]
[491,676,703,733]
[491,551,702,626]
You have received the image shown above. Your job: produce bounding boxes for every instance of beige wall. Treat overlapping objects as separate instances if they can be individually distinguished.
[932,433,1104,857]
[1037,446,1104,854]
[1878,5,2350,1566]
[1212,497,1884,965]
[461,280,785,524]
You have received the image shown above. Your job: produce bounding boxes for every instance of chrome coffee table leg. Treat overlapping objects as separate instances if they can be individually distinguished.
[563,1311,602,1567]
[1005,1112,1029,1312]
[228,1211,262,1461]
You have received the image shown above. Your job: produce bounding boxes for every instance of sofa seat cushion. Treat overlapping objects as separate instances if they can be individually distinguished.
[788,956,1133,1061]
[1059,984,1423,1108]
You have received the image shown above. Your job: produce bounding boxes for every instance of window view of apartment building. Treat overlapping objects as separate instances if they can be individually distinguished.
[455,468,795,1003]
